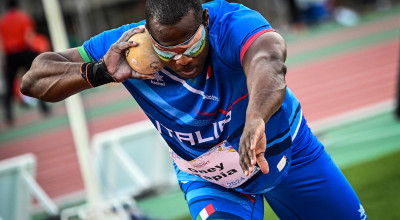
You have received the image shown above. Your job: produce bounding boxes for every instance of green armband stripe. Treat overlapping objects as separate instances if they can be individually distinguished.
[78,46,96,62]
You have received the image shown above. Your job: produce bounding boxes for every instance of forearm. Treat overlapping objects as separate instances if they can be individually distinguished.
[239,47,287,176]
[21,50,90,102]
[245,59,287,123]
[243,32,287,123]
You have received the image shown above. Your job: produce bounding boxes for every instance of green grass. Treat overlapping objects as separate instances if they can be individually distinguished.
[342,150,400,220]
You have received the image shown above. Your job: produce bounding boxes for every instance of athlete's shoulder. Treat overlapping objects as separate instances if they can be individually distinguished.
[202,0,246,14]
[205,1,272,68]
[204,0,258,29]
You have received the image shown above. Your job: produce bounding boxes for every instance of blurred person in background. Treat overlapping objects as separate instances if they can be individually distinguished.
[295,0,330,26]
[330,0,392,27]
[287,0,307,32]
[21,0,367,219]
[0,0,50,127]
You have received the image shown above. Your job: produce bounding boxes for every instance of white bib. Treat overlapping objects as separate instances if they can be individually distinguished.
[170,141,260,188]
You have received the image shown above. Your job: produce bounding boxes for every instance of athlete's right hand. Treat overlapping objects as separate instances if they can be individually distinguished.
[239,117,269,176]
[103,26,155,82]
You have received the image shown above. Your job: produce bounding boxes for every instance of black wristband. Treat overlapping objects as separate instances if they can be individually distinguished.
[80,59,117,87]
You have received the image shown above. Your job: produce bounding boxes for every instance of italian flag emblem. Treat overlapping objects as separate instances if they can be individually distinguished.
[196,203,215,220]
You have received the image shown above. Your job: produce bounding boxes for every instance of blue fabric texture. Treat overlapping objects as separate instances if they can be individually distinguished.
[81,1,365,219]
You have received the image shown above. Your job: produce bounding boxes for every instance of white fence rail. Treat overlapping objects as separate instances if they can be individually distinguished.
[0,153,58,220]
[91,120,177,200]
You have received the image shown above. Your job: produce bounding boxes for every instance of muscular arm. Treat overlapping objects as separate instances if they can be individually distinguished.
[243,32,287,124]
[21,27,153,103]
[239,31,287,175]
[21,48,90,102]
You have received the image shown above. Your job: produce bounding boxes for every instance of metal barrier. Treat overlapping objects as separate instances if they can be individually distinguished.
[0,154,58,220]
[91,120,177,200]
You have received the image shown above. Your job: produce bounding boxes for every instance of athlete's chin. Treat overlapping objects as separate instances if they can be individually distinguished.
[177,67,201,79]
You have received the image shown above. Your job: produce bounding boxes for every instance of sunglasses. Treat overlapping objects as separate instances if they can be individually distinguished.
[150,24,206,62]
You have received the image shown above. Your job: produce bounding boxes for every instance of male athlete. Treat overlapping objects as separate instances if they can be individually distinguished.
[21,0,367,219]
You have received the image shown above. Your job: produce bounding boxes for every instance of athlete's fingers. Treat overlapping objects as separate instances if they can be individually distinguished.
[248,149,256,173]
[107,26,144,59]
[131,70,154,80]
[240,150,250,176]
[110,41,136,54]
[249,147,256,167]
[117,26,145,43]
[241,135,255,176]
[246,150,254,176]
[249,130,260,151]
[243,149,254,175]
[239,141,252,176]
[256,153,269,174]
[129,41,139,47]
[250,127,266,166]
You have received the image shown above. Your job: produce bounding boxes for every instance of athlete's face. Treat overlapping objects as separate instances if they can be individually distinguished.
[147,9,210,79]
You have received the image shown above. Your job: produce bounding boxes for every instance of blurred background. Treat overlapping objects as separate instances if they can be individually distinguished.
[0,0,399,219]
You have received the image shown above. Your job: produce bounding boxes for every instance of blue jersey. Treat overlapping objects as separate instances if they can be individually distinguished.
[80,0,303,194]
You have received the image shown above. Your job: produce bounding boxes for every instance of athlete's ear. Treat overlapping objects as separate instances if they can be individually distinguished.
[203,8,209,28]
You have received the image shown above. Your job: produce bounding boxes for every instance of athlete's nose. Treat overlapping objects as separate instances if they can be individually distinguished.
[176,55,193,66]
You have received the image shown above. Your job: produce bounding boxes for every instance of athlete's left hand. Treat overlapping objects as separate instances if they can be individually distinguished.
[239,117,269,176]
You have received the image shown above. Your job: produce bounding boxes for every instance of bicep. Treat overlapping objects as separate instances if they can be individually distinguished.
[242,31,287,78]
[241,32,287,121]
[57,47,85,63]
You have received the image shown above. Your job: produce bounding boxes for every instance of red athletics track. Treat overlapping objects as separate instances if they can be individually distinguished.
[288,15,400,56]
[288,40,399,122]
[0,13,399,203]
[0,109,149,198]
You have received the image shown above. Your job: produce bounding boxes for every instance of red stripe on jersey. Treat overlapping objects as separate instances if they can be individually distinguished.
[207,65,213,80]
[240,29,275,65]
[194,93,248,116]
[243,194,255,204]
